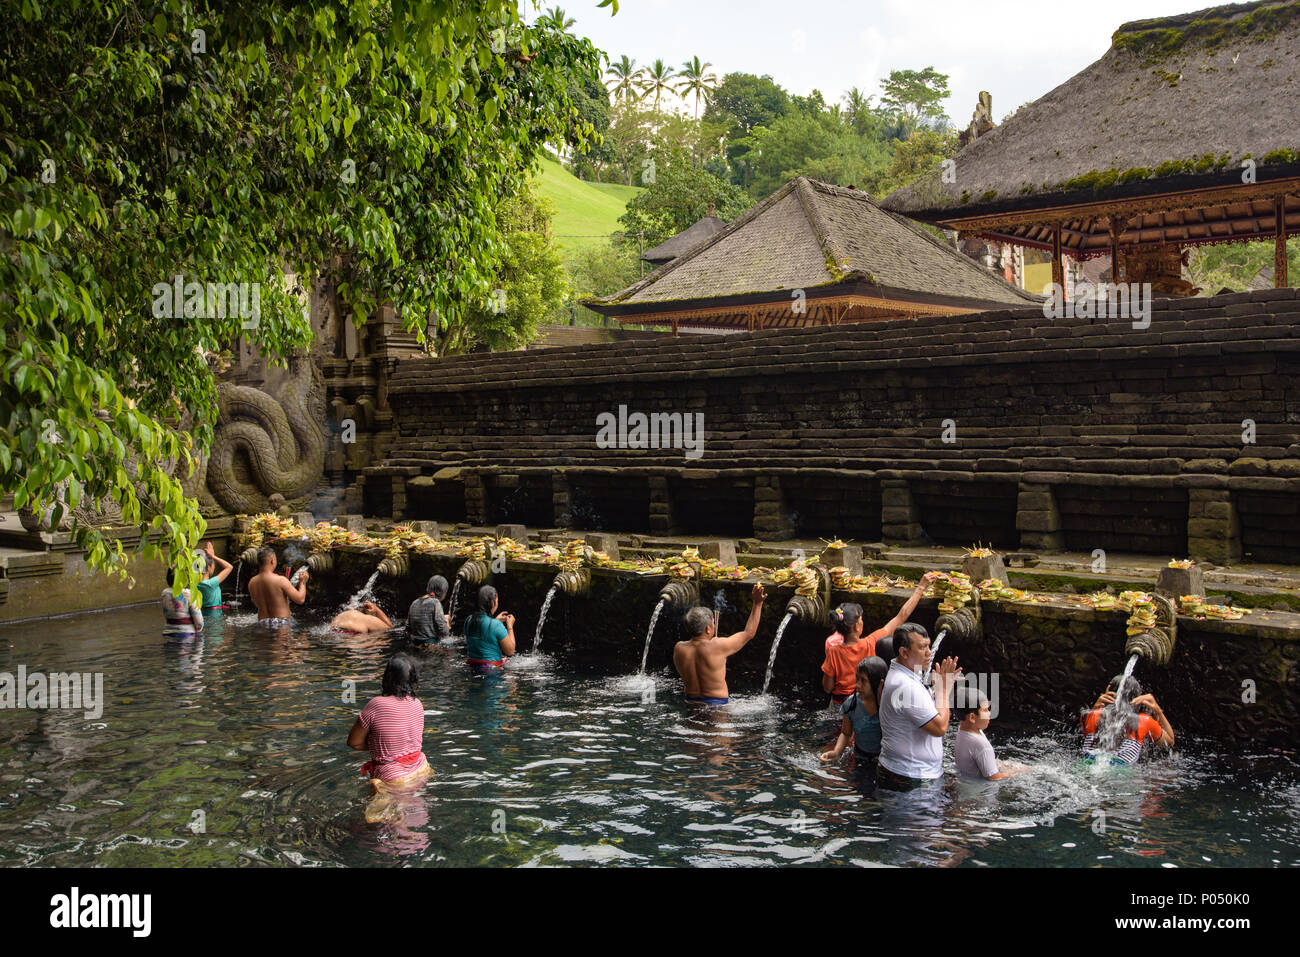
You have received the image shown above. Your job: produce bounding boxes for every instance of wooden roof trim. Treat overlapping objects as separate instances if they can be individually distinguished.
[941,178,1300,233]
[613,294,977,329]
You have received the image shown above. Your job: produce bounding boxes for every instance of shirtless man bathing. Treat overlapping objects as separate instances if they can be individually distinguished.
[331,601,394,634]
[673,583,766,705]
[248,546,310,628]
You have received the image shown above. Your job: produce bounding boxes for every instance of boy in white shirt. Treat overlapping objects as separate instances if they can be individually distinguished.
[954,679,1024,781]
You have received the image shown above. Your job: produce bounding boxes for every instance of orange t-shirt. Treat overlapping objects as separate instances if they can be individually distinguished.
[1081,709,1162,764]
[821,626,889,697]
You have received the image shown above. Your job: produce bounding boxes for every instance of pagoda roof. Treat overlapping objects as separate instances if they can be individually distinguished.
[641,216,728,264]
[588,177,1037,329]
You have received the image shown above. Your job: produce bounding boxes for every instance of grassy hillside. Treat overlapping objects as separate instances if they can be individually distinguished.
[533,157,641,252]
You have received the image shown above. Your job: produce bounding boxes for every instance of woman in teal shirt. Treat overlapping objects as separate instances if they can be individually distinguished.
[197,541,233,610]
[465,585,516,672]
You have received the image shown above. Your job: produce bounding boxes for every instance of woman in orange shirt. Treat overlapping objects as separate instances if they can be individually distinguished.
[821,571,941,703]
[821,605,878,704]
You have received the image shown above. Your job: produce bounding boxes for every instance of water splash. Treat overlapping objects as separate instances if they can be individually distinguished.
[761,610,795,695]
[929,628,948,663]
[447,578,463,633]
[1095,653,1141,755]
[344,569,381,610]
[925,628,949,687]
[533,585,558,654]
[639,598,667,674]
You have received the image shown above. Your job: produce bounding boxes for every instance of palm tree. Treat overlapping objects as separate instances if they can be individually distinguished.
[541,6,575,32]
[605,55,643,103]
[640,58,676,114]
[676,56,716,119]
[843,87,871,132]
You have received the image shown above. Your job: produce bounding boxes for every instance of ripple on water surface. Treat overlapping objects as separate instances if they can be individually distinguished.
[0,603,1296,867]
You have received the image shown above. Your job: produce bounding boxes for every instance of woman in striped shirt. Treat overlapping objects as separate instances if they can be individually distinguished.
[347,653,430,794]
[1081,675,1175,765]
[161,568,205,638]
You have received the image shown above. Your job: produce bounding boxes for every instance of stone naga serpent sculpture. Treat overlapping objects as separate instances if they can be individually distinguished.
[205,358,325,514]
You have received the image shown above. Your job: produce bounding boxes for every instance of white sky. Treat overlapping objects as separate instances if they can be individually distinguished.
[529,0,1202,124]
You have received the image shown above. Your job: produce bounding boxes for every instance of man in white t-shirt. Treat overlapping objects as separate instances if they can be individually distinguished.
[877,623,961,790]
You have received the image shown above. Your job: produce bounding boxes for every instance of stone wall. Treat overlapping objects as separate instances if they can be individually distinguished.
[380,289,1300,562]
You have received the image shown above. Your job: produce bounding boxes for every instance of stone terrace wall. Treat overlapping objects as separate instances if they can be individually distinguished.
[375,289,1300,562]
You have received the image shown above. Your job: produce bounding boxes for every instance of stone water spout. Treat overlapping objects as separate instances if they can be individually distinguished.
[657,574,699,611]
[377,552,408,578]
[456,559,491,586]
[553,567,591,598]
[784,564,831,627]
[239,546,261,566]
[306,551,334,574]
[1125,594,1178,667]
[934,599,982,644]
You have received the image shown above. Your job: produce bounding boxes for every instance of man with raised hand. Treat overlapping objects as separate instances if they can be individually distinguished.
[673,583,766,706]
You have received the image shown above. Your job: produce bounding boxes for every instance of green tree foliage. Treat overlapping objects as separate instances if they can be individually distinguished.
[744,111,891,197]
[553,239,644,325]
[0,0,605,585]
[617,144,749,249]
[565,71,614,180]
[640,58,676,113]
[604,54,643,102]
[703,73,791,185]
[437,183,569,355]
[869,128,960,198]
[676,56,716,119]
[1186,240,1300,294]
[879,67,951,134]
[603,100,656,186]
[705,72,791,134]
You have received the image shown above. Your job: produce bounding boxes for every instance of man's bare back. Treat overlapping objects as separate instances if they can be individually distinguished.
[674,638,732,700]
[248,556,309,622]
[331,602,392,634]
[673,584,765,703]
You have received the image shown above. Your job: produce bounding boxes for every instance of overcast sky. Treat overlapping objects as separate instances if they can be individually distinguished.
[531,0,1203,124]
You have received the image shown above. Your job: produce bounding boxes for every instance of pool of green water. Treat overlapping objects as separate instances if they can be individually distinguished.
[0,603,1296,867]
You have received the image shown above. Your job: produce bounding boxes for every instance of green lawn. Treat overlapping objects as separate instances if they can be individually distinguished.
[533,157,640,252]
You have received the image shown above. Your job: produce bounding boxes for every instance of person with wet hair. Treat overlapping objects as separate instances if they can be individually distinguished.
[464,584,515,672]
[407,575,451,643]
[820,655,888,767]
[247,545,309,629]
[1081,674,1174,765]
[347,652,430,792]
[673,584,767,706]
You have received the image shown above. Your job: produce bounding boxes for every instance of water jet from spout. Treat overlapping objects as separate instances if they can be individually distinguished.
[533,585,559,654]
[639,598,667,674]
[762,610,796,695]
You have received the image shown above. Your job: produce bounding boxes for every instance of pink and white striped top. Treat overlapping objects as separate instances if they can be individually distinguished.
[358,695,426,780]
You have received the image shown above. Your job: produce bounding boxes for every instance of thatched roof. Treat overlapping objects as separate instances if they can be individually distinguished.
[589,177,1037,327]
[641,215,728,264]
[882,0,1300,254]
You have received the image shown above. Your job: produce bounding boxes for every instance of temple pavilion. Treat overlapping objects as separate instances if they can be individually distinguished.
[882,0,1300,294]
[640,206,728,267]
[587,176,1038,333]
